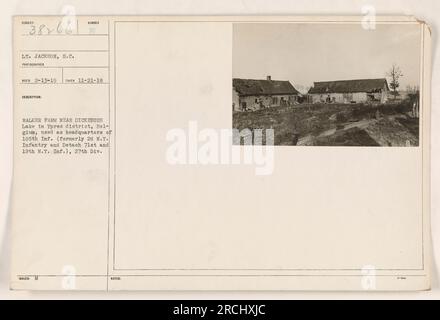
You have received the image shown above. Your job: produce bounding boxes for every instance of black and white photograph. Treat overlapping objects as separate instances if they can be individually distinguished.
[1,0,438,301]
[232,23,422,146]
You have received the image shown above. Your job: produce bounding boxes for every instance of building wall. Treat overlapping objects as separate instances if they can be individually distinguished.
[378,90,388,103]
[380,86,389,103]
[310,91,388,104]
[234,94,298,111]
[232,89,240,112]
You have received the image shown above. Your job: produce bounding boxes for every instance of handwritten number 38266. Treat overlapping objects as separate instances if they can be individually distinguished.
[28,21,74,36]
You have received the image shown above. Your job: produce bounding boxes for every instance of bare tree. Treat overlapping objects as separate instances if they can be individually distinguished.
[387,64,403,98]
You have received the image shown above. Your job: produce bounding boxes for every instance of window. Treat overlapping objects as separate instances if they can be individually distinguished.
[272,97,278,104]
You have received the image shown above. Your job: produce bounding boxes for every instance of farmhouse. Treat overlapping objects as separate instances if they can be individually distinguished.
[233,76,300,112]
[308,78,389,104]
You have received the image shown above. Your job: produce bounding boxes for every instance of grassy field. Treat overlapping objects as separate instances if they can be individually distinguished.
[232,101,419,146]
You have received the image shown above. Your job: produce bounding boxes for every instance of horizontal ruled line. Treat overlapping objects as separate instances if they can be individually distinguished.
[20,66,109,68]
[20,49,109,52]
[21,33,108,36]
[16,274,429,278]
[19,82,110,85]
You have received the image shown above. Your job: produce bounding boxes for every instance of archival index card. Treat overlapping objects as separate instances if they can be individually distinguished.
[11,16,432,291]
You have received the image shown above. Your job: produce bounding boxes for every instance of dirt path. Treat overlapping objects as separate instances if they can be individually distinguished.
[297,118,377,146]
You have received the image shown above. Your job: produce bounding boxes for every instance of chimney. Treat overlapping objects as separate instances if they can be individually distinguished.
[266,75,271,81]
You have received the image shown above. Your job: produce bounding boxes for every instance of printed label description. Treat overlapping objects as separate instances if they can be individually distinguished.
[21,117,110,155]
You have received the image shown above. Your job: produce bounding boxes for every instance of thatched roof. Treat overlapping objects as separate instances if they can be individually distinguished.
[308,78,389,94]
[233,78,300,96]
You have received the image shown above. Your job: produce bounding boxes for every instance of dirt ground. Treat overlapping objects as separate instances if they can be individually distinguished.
[232,101,419,146]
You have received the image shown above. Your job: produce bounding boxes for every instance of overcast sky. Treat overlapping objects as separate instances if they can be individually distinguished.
[233,23,421,93]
